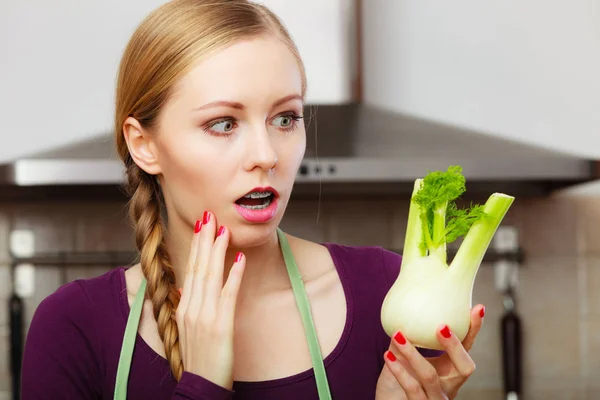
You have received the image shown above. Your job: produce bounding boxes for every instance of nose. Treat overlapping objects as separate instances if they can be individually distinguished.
[243,125,278,172]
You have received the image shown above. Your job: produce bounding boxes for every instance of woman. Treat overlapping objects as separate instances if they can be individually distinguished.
[21,0,484,399]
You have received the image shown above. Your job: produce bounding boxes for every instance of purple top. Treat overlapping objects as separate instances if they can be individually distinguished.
[22,243,441,399]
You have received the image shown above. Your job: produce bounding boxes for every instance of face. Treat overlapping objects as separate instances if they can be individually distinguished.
[142,35,306,247]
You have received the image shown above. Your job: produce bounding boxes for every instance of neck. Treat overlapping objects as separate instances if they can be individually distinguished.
[165,220,291,299]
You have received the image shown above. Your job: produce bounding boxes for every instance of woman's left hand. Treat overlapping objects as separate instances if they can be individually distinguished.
[375,304,485,400]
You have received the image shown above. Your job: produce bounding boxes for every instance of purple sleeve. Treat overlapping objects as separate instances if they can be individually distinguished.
[21,281,102,399]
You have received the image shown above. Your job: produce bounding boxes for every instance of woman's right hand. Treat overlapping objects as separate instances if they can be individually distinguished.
[175,211,246,390]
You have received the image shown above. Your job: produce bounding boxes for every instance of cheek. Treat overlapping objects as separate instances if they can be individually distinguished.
[159,143,225,196]
[281,132,306,171]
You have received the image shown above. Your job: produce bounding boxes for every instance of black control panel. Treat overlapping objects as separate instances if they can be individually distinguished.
[297,163,337,177]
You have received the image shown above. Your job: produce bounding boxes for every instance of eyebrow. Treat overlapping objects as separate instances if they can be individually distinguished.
[193,94,303,112]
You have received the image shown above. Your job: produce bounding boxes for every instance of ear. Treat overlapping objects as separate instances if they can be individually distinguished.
[122,117,162,175]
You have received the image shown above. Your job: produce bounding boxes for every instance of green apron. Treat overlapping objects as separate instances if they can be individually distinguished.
[113,228,332,399]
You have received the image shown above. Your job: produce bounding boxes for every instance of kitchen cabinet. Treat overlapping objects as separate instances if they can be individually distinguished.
[361,0,600,159]
[0,0,356,164]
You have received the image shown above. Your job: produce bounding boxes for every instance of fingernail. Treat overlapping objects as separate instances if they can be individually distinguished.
[218,226,226,236]
[235,252,243,262]
[441,325,452,339]
[178,288,182,296]
[386,351,396,362]
[203,211,211,224]
[394,331,406,345]
[194,220,202,233]
[479,306,486,318]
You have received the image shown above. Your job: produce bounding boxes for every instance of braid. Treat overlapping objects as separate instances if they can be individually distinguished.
[126,162,184,381]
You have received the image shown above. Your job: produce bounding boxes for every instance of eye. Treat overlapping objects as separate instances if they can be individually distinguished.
[208,119,236,134]
[272,113,302,131]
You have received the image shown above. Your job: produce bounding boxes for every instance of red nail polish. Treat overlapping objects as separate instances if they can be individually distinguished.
[236,252,243,262]
[218,226,226,236]
[386,351,396,362]
[441,325,452,339]
[394,331,406,345]
[479,306,486,318]
[203,211,211,225]
[194,220,202,233]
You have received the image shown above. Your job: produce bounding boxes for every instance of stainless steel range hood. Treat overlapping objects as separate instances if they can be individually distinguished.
[0,104,595,198]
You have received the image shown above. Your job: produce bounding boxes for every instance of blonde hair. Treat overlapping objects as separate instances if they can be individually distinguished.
[114,0,306,381]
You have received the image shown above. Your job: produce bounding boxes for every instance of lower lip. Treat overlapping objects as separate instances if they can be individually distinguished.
[234,197,279,223]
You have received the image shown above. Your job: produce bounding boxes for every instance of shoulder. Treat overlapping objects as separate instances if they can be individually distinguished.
[30,267,125,335]
[22,268,126,396]
[323,242,402,288]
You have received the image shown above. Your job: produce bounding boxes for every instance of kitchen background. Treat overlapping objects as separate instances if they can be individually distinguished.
[2,1,600,400]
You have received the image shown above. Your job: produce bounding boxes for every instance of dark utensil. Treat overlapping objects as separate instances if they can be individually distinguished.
[501,302,522,399]
[9,293,24,400]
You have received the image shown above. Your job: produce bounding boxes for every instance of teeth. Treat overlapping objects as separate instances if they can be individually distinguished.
[238,196,273,210]
[243,191,272,199]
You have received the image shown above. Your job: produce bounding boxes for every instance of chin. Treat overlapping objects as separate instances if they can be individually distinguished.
[228,215,286,249]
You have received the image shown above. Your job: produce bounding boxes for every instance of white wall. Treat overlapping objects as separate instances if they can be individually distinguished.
[1,0,167,163]
[362,0,600,158]
[0,0,353,163]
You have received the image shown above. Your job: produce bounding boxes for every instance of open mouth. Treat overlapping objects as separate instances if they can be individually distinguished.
[235,189,276,210]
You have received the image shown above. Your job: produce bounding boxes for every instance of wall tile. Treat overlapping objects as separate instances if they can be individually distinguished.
[325,200,393,247]
[576,198,600,255]
[522,316,581,384]
[468,265,504,388]
[518,197,579,258]
[522,385,583,400]
[279,200,327,243]
[0,369,9,397]
[571,198,600,255]
[584,387,600,400]
[515,257,579,317]
[455,387,503,400]
[583,318,600,388]
[584,257,600,316]
[11,204,78,254]
[0,266,12,300]
[74,202,134,252]
[0,212,10,265]
[389,200,409,251]
[0,266,12,330]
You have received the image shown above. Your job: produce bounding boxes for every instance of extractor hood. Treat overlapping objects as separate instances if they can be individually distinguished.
[0,104,595,198]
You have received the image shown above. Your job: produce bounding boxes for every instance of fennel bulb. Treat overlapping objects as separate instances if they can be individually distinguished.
[381,166,514,350]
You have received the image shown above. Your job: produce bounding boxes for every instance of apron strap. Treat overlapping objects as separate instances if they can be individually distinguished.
[114,277,146,400]
[114,229,332,399]
[277,228,333,400]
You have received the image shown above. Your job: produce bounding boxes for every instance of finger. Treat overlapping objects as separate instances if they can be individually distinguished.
[378,363,409,400]
[219,252,246,333]
[187,211,216,315]
[176,219,202,362]
[178,219,202,313]
[461,304,485,351]
[202,225,229,313]
[436,324,476,379]
[391,332,446,400]
[384,351,427,400]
